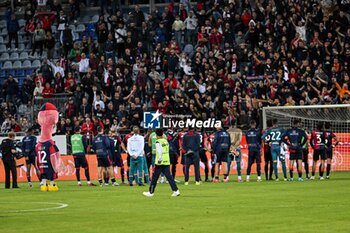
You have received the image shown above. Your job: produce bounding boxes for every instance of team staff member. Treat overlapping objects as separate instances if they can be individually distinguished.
[22,128,40,187]
[143,128,180,197]
[127,126,145,186]
[246,120,262,182]
[92,127,117,186]
[1,132,19,189]
[262,120,273,180]
[197,128,210,182]
[71,127,94,186]
[324,122,339,179]
[212,126,231,182]
[182,127,201,185]
[109,129,127,184]
[167,128,180,181]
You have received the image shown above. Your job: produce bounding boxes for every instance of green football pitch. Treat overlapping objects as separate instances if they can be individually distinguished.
[1,172,350,233]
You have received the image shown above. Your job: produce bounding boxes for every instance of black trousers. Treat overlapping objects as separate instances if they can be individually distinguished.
[8,32,18,48]
[184,152,200,182]
[149,165,178,194]
[2,158,17,188]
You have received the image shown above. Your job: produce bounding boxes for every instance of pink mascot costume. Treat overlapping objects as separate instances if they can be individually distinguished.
[36,102,62,192]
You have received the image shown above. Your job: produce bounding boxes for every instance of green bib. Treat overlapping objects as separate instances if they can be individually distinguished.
[150,132,157,154]
[155,138,170,165]
[71,134,85,154]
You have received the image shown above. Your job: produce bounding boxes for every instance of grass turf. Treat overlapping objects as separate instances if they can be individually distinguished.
[0,172,350,233]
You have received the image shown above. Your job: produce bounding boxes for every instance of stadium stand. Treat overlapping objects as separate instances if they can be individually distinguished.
[0,0,349,138]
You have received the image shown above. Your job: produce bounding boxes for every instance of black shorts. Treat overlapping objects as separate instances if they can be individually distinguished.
[326,148,333,159]
[313,149,326,161]
[264,149,272,162]
[248,150,261,164]
[110,153,122,167]
[199,149,208,163]
[216,151,228,163]
[74,156,88,168]
[97,157,112,167]
[290,151,302,161]
[302,149,309,163]
[26,156,36,165]
[170,153,178,165]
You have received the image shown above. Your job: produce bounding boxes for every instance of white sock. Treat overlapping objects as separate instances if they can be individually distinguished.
[238,176,242,180]
[41,179,47,186]
[246,175,250,180]
[87,181,91,184]
[50,181,55,186]
[78,181,82,184]
[258,176,261,180]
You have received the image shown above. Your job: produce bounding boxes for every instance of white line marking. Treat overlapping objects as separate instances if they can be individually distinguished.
[0,202,68,213]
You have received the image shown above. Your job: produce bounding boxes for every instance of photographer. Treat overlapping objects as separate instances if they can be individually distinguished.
[1,132,19,189]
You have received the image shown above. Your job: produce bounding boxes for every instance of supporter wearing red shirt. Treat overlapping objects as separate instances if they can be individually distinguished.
[81,117,94,136]
[241,9,252,27]
[65,97,75,118]
[36,12,56,31]
[163,72,178,95]
[42,82,55,98]
[209,28,222,47]
[64,72,76,90]
[197,26,208,47]
[35,72,46,86]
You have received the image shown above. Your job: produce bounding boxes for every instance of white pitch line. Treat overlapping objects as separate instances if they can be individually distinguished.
[0,202,69,213]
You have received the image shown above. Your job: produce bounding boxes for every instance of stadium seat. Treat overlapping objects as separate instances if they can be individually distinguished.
[12,60,21,69]
[22,60,31,69]
[91,15,99,23]
[76,24,86,32]
[0,20,6,28]
[18,19,26,27]
[2,61,12,70]
[0,28,7,36]
[20,52,29,60]
[81,16,91,24]
[0,44,6,53]
[0,70,6,78]
[69,25,76,31]
[16,69,25,77]
[51,25,57,33]
[10,52,19,60]
[25,69,34,76]
[7,69,15,76]
[18,43,25,52]
[32,60,41,68]
[0,36,3,44]
[183,44,194,58]
[0,53,9,61]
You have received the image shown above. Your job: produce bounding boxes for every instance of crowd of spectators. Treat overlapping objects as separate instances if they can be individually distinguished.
[1,0,350,136]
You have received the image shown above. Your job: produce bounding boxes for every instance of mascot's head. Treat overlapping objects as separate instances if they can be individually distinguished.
[38,102,59,142]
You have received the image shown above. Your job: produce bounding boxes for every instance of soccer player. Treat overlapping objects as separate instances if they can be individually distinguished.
[324,122,339,179]
[124,130,134,183]
[212,126,231,182]
[262,119,286,181]
[301,127,310,179]
[281,119,308,181]
[182,127,201,185]
[178,128,188,178]
[92,126,118,186]
[227,123,243,182]
[71,127,94,186]
[127,126,145,186]
[310,122,327,180]
[167,128,180,181]
[22,128,40,187]
[143,128,180,197]
[246,120,262,182]
[262,119,273,180]
[197,128,210,182]
[205,131,216,180]
[109,129,127,184]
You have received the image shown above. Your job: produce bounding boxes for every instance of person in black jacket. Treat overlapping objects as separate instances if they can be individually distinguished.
[7,13,19,50]
[1,132,19,189]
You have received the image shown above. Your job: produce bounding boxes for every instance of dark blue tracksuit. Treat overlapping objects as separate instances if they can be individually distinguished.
[212,130,231,163]
[182,131,201,182]
[281,127,307,160]
[246,128,262,176]
[22,135,37,165]
[92,134,111,167]
[167,131,180,178]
